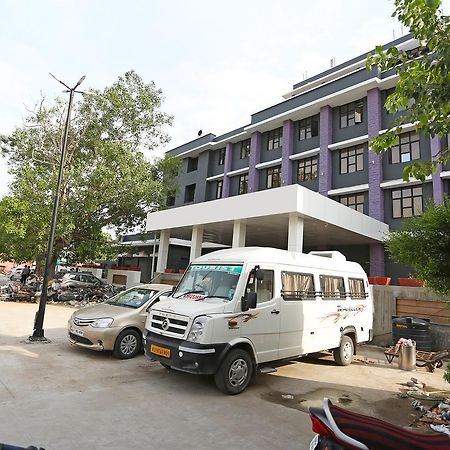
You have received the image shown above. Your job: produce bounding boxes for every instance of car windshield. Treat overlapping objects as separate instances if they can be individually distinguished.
[106,288,157,309]
[174,264,242,302]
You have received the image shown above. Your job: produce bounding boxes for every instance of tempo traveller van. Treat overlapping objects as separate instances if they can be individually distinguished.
[143,247,373,394]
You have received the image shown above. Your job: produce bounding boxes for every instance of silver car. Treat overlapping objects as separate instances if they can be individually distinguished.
[60,272,105,289]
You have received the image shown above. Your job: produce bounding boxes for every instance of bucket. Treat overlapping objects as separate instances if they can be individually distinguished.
[398,341,416,371]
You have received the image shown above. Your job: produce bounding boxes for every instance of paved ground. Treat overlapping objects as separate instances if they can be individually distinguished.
[0,301,448,450]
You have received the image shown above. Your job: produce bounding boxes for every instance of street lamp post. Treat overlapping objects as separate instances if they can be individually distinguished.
[29,74,85,341]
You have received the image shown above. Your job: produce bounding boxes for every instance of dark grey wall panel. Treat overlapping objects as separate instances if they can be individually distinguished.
[168,134,215,157]
[231,141,249,171]
[332,97,368,143]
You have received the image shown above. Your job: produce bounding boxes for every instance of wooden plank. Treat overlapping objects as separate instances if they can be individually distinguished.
[397,305,450,316]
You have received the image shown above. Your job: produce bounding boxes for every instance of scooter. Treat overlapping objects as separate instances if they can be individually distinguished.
[309,398,450,450]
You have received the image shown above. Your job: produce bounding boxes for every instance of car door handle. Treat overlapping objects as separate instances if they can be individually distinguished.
[271,309,280,315]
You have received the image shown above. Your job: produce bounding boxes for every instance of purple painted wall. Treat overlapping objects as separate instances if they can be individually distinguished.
[431,136,443,204]
[281,120,294,186]
[369,243,385,277]
[249,131,262,192]
[222,142,232,198]
[318,106,332,195]
[367,88,384,222]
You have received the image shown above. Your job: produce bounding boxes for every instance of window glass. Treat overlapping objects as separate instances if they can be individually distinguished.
[238,173,248,195]
[266,166,281,189]
[248,270,274,303]
[240,139,251,159]
[320,275,345,299]
[339,145,364,174]
[298,157,318,182]
[281,272,315,300]
[392,186,422,218]
[267,127,283,150]
[390,132,420,164]
[339,100,364,128]
[348,278,366,299]
[215,180,223,199]
[218,148,226,165]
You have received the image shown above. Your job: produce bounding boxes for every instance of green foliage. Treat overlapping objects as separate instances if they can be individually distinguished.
[0,70,179,268]
[385,198,450,294]
[366,0,450,181]
[445,363,450,384]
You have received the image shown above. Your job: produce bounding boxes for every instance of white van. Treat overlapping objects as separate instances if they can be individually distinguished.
[144,247,373,394]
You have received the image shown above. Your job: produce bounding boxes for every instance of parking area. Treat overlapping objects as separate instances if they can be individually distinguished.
[1,301,448,450]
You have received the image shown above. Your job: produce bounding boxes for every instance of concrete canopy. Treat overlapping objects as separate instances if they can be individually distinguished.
[145,185,389,249]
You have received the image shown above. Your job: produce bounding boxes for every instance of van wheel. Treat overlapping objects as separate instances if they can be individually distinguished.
[113,329,141,359]
[334,335,354,366]
[214,349,253,395]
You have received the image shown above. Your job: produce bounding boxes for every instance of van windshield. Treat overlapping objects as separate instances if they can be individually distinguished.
[174,264,242,302]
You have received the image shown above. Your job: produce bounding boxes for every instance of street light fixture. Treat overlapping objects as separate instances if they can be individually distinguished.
[29,74,86,342]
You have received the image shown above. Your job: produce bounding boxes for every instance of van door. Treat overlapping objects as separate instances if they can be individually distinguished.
[279,271,319,358]
[239,268,280,363]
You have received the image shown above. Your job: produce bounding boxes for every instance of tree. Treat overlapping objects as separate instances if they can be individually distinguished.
[384,198,450,294]
[0,70,179,273]
[366,0,450,181]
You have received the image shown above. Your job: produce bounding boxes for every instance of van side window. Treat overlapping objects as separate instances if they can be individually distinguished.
[348,278,367,299]
[320,275,345,299]
[249,270,274,303]
[281,272,315,301]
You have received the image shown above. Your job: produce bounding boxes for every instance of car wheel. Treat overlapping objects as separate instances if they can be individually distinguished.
[113,329,141,359]
[333,335,354,366]
[214,348,253,395]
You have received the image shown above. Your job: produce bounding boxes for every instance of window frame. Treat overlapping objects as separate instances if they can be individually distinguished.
[184,184,196,203]
[390,132,421,164]
[240,139,251,159]
[319,275,346,300]
[348,278,368,300]
[215,179,223,199]
[297,156,318,182]
[267,127,283,151]
[218,148,226,166]
[392,186,423,218]
[266,165,281,189]
[339,145,364,174]
[299,114,319,140]
[238,173,248,195]
[187,157,198,172]
[339,100,364,128]
[339,193,365,213]
[281,271,316,301]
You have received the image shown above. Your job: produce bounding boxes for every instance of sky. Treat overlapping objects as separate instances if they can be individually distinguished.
[1,0,449,198]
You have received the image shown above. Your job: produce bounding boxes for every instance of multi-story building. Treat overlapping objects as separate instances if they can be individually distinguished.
[141,33,449,283]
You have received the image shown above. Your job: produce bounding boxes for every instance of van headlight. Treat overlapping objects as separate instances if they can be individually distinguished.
[187,316,207,342]
[91,318,114,328]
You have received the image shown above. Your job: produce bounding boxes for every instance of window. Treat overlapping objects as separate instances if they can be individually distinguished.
[266,166,281,189]
[390,132,420,164]
[348,278,367,299]
[215,179,223,199]
[320,275,346,299]
[340,145,364,174]
[299,115,319,140]
[184,184,196,203]
[187,157,198,172]
[240,139,251,159]
[340,100,364,128]
[267,127,283,150]
[298,157,318,182]
[238,173,248,195]
[248,270,274,303]
[281,272,315,301]
[166,193,175,207]
[392,186,423,218]
[339,193,365,213]
[218,148,226,165]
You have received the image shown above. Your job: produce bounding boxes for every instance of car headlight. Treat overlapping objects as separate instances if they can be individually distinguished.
[91,318,114,328]
[187,316,207,342]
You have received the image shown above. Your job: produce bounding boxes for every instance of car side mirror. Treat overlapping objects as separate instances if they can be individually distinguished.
[247,291,257,309]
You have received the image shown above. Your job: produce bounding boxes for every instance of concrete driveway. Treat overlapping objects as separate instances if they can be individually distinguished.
[0,301,448,450]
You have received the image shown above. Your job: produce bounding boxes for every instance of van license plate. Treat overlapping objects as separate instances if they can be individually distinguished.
[151,344,171,358]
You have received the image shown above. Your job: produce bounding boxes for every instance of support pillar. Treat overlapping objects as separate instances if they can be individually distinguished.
[248,131,262,193]
[431,136,444,204]
[232,220,246,248]
[190,225,204,261]
[367,88,384,221]
[156,229,170,273]
[222,142,232,198]
[287,213,304,253]
[281,119,294,186]
[369,243,385,277]
[319,105,332,196]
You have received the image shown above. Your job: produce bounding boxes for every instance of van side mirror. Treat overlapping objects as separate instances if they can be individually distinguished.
[247,292,257,309]
[241,297,249,312]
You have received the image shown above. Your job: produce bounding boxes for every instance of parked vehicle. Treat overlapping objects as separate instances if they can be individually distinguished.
[309,398,450,449]
[144,247,373,394]
[9,266,25,281]
[60,272,105,289]
[68,284,173,359]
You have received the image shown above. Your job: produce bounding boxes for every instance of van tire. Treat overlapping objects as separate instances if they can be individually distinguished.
[214,348,253,395]
[113,329,141,359]
[334,335,354,366]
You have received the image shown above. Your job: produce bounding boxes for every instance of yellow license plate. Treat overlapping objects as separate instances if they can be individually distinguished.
[151,344,171,358]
